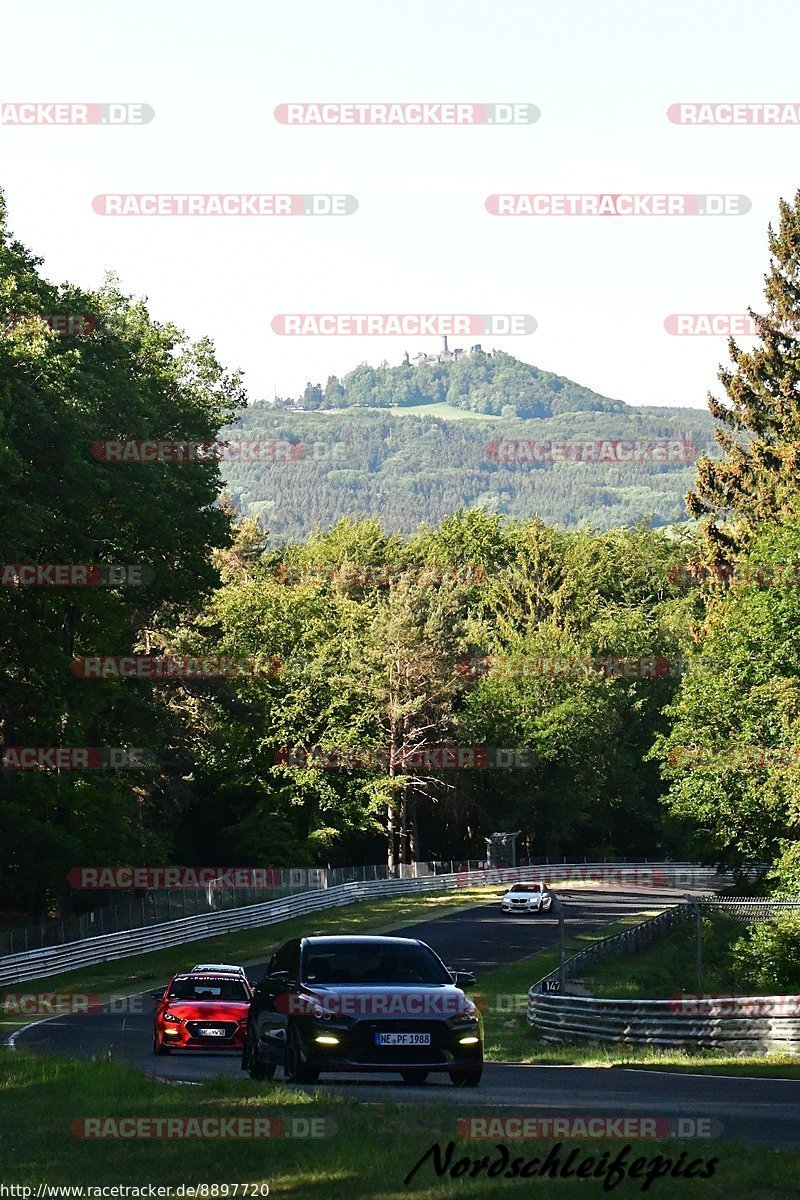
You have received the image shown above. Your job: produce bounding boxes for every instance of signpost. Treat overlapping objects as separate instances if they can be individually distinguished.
[485,831,522,868]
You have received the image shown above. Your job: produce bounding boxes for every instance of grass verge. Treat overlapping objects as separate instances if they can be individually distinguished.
[583,913,744,999]
[1,1050,798,1197]
[477,915,800,1078]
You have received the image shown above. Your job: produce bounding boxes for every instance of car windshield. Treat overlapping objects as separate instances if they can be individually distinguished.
[167,977,249,1001]
[302,942,452,985]
[509,884,541,893]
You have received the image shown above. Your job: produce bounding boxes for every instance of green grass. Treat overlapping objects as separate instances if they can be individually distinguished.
[0,1050,798,1196]
[328,402,497,421]
[582,913,744,999]
[0,887,499,1035]
[475,912,800,1078]
[476,910,662,1063]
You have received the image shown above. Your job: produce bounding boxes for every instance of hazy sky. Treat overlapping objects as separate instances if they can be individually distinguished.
[2,0,799,408]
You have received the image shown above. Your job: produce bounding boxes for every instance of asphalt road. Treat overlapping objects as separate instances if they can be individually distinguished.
[11,885,800,1148]
[11,885,673,1076]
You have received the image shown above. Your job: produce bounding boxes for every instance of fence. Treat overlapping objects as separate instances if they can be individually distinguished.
[0,862,727,987]
[0,857,733,956]
[528,898,800,1052]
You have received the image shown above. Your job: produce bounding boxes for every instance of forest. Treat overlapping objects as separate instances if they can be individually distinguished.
[223,405,717,541]
[2,187,800,924]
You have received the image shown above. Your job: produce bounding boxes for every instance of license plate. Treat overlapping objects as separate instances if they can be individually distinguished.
[374,1032,431,1046]
[199,1027,226,1037]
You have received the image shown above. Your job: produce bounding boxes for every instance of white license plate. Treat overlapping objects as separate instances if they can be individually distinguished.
[199,1027,226,1037]
[374,1032,431,1046]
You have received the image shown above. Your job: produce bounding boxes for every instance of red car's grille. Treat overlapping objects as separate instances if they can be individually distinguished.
[185,1020,238,1041]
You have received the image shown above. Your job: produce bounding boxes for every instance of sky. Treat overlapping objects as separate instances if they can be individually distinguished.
[1,0,799,409]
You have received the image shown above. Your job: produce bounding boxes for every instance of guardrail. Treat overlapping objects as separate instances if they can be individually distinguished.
[528,897,800,1052]
[0,862,728,986]
[3,855,738,957]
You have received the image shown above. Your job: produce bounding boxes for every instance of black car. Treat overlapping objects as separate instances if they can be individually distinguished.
[241,934,483,1086]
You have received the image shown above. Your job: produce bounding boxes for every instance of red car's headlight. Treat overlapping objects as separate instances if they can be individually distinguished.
[162,1011,183,1023]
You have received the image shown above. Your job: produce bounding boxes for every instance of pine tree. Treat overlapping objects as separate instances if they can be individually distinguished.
[686,191,800,561]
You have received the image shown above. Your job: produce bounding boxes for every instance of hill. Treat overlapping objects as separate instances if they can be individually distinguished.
[280,348,627,418]
[223,402,717,543]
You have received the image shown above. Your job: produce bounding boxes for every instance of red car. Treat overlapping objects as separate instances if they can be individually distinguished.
[152,971,253,1054]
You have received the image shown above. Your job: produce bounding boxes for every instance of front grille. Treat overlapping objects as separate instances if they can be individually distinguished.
[350,1020,449,1065]
[185,1021,238,1040]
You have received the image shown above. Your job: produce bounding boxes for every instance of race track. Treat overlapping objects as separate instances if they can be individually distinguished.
[11,885,800,1148]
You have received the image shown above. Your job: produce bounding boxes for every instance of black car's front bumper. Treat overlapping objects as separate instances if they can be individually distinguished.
[285,1017,483,1073]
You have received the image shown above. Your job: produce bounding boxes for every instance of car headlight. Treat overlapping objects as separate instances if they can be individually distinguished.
[447,1004,480,1028]
[162,1012,183,1023]
[311,1016,351,1031]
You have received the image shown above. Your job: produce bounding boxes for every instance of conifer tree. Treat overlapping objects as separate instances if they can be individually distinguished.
[687,191,800,560]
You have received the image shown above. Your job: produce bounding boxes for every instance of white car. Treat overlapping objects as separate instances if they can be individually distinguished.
[191,962,248,977]
[500,882,552,915]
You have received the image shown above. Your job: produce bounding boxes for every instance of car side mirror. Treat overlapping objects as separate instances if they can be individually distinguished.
[451,970,476,989]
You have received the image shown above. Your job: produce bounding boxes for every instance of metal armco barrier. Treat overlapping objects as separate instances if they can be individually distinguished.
[5,855,725,956]
[528,898,800,1052]
[0,862,726,986]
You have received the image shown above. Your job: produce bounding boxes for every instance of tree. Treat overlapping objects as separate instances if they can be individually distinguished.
[302,381,323,408]
[652,519,800,868]
[346,580,468,872]
[687,191,800,563]
[323,375,345,408]
[0,191,244,916]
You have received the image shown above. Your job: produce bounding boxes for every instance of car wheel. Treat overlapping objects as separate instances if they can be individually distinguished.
[449,1067,482,1087]
[152,1032,170,1056]
[284,1024,320,1084]
[400,1070,429,1085]
[243,1026,276,1080]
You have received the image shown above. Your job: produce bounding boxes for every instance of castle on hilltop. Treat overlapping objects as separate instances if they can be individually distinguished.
[403,335,489,367]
